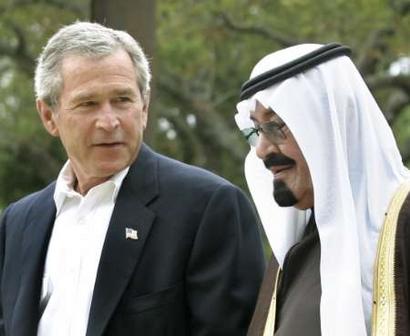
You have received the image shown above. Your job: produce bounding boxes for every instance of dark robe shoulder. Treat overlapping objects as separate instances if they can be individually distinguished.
[394,192,410,336]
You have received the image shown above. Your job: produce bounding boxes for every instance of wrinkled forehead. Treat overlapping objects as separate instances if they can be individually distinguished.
[236,85,276,116]
[240,99,283,123]
[235,90,286,130]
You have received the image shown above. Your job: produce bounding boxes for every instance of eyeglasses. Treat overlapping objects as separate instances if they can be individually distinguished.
[241,120,287,147]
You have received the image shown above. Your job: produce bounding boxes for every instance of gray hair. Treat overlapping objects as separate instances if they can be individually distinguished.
[34,21,151,107]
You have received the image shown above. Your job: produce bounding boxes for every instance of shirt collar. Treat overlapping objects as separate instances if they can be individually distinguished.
[53,161,130,215]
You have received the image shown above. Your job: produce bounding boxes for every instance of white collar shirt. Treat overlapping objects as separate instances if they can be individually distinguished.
[37,161,129,336]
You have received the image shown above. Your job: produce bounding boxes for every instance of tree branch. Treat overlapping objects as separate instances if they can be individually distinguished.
[159,107,207,165]
[356,27,395,75]
[1,20,36,75]
[157,73,246,163]
[218,12,299,47]
[12,0,85,16]
[388,0,410,15]
[384,90,410,122]
[366,73,410,92]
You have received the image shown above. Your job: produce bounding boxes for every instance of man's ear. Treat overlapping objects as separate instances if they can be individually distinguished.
[36,99,59,137]
[142,92,150,129]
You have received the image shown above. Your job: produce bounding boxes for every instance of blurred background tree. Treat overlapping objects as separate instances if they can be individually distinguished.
[0,0,409,209]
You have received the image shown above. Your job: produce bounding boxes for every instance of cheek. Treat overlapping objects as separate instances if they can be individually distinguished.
[59,117,92,145]
[283,146,310,183]
[295,157,312,194]
[121,115,144,140]
[126,108,146,127]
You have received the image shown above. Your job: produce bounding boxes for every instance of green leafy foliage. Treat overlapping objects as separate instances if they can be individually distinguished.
[154,0,410,191]
[0,0,409,210]
[0,0,87,207]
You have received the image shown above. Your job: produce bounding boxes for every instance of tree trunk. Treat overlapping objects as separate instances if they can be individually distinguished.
[90,0,157,143]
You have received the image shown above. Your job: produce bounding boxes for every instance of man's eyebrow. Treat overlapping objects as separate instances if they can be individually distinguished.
[267,108,279,118]
[71,92,97,104]
[267,108,285,123]
[71,88,137,103]
[250,107,283,122]
[112,88,136,96]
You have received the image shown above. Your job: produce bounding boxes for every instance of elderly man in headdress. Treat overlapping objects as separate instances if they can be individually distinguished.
[235,43,410,336]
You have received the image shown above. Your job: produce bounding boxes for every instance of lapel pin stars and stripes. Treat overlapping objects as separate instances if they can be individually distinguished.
[125,228,138,240]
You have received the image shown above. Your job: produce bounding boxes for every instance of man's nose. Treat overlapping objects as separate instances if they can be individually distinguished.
[255,133,280,160]
[95,103,120,131]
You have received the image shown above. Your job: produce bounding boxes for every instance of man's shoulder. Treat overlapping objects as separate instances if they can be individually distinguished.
[2,182,56,217]
[399,190,410,222]
[130,144,248,201]
[154,150,235,190]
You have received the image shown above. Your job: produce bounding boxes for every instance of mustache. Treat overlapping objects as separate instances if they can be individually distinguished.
[263,153,295,169]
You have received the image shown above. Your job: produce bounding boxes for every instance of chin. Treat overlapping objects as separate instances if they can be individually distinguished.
[96,161,128,176]
[273,180,298,207]
[274,192,298,207]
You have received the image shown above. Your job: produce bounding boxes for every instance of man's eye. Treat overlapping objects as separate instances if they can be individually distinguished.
[78,101,96,107]
[254,127,261,135]
[250,127,259,136]
[114,96,132,103]
[265,121,285,132]
[271,118,286,128]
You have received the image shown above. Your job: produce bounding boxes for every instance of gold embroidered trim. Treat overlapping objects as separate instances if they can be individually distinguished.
[263,269,281,336]
[372,180,410,336]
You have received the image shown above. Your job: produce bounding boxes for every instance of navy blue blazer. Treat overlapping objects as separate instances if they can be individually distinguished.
[0,144,265,336]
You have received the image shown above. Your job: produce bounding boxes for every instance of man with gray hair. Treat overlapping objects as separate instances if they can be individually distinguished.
[235,43,410,335]
[0,21,265,336]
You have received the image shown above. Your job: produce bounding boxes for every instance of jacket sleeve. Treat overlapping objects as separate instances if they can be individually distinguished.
[186,184,265,336]
[0,207,9,336]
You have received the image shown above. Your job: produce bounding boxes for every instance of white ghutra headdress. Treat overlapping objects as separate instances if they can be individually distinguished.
[235,43,409,335]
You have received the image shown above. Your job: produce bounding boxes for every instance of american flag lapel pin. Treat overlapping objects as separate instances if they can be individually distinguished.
[125,227,138,240]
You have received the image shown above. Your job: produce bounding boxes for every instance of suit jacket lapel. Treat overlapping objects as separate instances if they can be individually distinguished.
[11,184,56,336]
[86,144,158,336]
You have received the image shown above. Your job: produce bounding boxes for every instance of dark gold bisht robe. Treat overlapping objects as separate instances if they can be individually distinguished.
[247,183,410,336]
